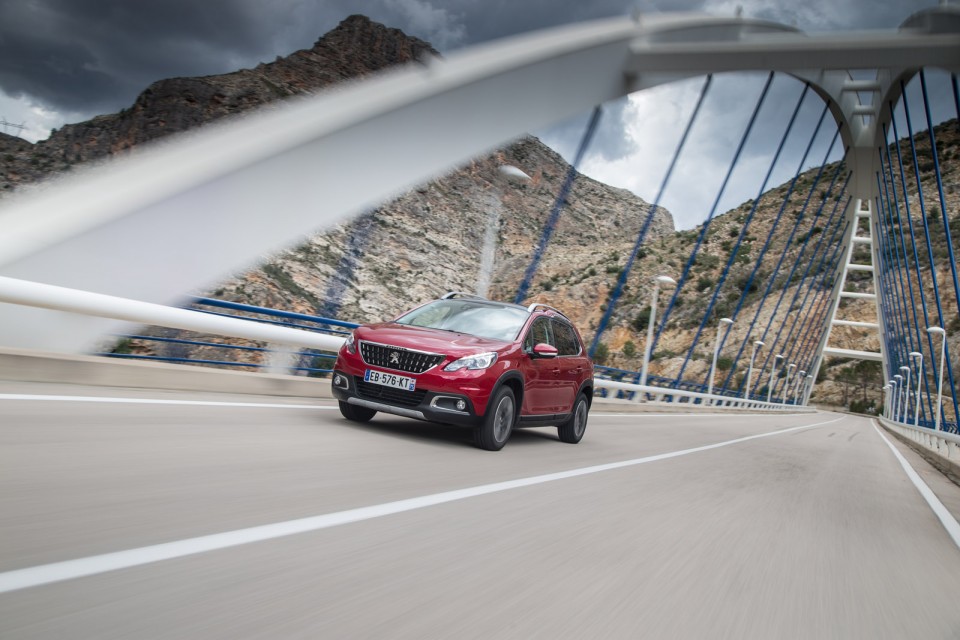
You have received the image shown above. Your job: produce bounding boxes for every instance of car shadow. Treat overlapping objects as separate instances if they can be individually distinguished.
[336,415,561,450]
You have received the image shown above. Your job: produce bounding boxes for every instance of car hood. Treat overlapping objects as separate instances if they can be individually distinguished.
[355,323,512,355]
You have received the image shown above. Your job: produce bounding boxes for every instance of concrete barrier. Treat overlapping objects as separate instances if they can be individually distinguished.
[0,347,332,398]
[878,416,960,485]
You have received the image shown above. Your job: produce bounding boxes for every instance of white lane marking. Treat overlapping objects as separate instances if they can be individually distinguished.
[872,421,960,550]
[0,394,337,410]
[0,415,845,594]
[592,412,815,418]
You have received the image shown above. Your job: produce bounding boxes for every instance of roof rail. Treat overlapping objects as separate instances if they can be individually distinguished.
[527,302,570,321]
[441,291,487,300]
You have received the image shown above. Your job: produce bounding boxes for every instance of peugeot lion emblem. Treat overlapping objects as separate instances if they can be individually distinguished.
[389,351,400,365]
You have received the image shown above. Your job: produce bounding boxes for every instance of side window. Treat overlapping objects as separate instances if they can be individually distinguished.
[552,320,581,356]
[523,317,553,351]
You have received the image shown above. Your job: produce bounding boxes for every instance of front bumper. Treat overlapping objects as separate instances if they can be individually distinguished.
[331,371,484,427]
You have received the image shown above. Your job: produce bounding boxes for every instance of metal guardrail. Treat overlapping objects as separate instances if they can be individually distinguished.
[878,416,960,466]
[100,297,359,375]
[592,365,805,409]
[0,275,821,410]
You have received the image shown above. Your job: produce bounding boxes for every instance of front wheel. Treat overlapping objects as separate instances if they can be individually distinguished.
[339,401,377,423]
[475,387,515,451]
[558,393,589,444]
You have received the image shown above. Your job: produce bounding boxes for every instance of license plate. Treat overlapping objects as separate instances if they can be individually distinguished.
[364,369,416,391]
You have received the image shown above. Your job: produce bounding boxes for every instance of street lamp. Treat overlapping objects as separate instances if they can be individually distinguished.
[745,340,764,400]
[882,384,890,418]
[768,354,785,403]
[927,326,947,431]
[782,363,796,405]
[640,275,677,388]
[900,365,911,424]
[803,374,814,406]
[894,374,903,422]
[793,370,806,405]
[910,351,923,427]
[481,165,530,298]
[889,379,898,420]
[708,317,734,399]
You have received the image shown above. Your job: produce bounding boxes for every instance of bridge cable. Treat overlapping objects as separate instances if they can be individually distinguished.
[920,69,960,426]
[588,74,713,357]
[784,209,850,377]
[742,152,846,400]
[715,103,831,392]
[756,177,850,393]
[725,172,849,397]
[878,141,917,394]
[874,170,910,392]
[882,119,935,423]
[642,72,774,387]
[792,215,853,377]
[901,77,959,428]
[888,106,938,424]
[514,106,603,304]
[748,127,843,401]
[672,78,809,387]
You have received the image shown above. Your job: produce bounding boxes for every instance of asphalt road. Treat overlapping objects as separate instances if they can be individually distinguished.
[2,382,960,639]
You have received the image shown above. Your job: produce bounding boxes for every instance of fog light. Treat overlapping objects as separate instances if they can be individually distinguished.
[456,399,467,411]
[333,374,342,385]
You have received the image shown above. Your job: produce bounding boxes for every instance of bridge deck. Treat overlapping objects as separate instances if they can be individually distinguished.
[2,381,959,637]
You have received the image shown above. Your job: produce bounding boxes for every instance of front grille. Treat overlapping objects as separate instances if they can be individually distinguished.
[356,380,427,407]
[359,341,443,374]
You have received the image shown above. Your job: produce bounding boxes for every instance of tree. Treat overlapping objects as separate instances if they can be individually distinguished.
[593,343,610,365]
[622,340,637,359]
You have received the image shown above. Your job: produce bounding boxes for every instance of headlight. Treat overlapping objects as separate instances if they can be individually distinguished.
[343,333,356,354]
[444,352,498,371]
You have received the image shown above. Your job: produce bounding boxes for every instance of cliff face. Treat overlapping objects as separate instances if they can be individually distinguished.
[0,15,436,185]
[1,15,957,415]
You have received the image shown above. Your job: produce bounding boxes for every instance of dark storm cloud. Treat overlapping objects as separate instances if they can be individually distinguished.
[0,0,280,114]
[0,0,941,146]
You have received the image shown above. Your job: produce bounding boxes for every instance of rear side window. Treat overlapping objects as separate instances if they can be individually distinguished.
[523,317,553,351]
[552,320,581,356]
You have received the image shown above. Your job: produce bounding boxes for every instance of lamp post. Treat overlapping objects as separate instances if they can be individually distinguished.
[900,364,911,424]
[745,340,764,401]
[889,379,898,420]
[782,363,796,405]
[882,384,890,418]
[768,355,784,403]
[480,165,531,298]
[708,317,734,399]
[927,326,947,432]
[894,374,903,422]
[909,351,923,427]
[803,374,814,406]
[640,275,677,388]
[792,370,805,405]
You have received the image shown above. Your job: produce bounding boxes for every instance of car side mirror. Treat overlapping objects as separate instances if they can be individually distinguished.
[532,343,558,359]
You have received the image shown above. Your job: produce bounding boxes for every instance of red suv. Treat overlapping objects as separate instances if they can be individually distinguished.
[331,292,594,450]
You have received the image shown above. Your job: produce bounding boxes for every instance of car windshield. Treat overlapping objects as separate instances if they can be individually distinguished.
[394,300,530,341]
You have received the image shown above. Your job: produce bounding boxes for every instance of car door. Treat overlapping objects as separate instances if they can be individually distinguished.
[520,317,559,414]
[551,318,586,412]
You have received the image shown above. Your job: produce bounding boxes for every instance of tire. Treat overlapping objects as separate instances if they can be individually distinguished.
[475,387,516,451]
[339,401,377,423]
[557,393,589,444]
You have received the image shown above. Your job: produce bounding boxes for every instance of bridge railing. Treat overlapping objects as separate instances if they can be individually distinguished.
[593,365,808,411]
[100,297,359,375]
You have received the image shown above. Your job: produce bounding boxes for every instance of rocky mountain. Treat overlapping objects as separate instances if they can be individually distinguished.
[1,14,957,416]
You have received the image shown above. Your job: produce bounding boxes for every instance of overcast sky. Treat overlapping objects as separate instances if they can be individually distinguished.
[0,0,950,228]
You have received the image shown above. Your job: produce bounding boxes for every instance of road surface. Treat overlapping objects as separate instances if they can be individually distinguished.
[2,382,959,638]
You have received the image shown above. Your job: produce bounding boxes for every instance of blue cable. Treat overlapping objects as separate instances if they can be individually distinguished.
[589,75,713,357]
[515,106,603,305]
